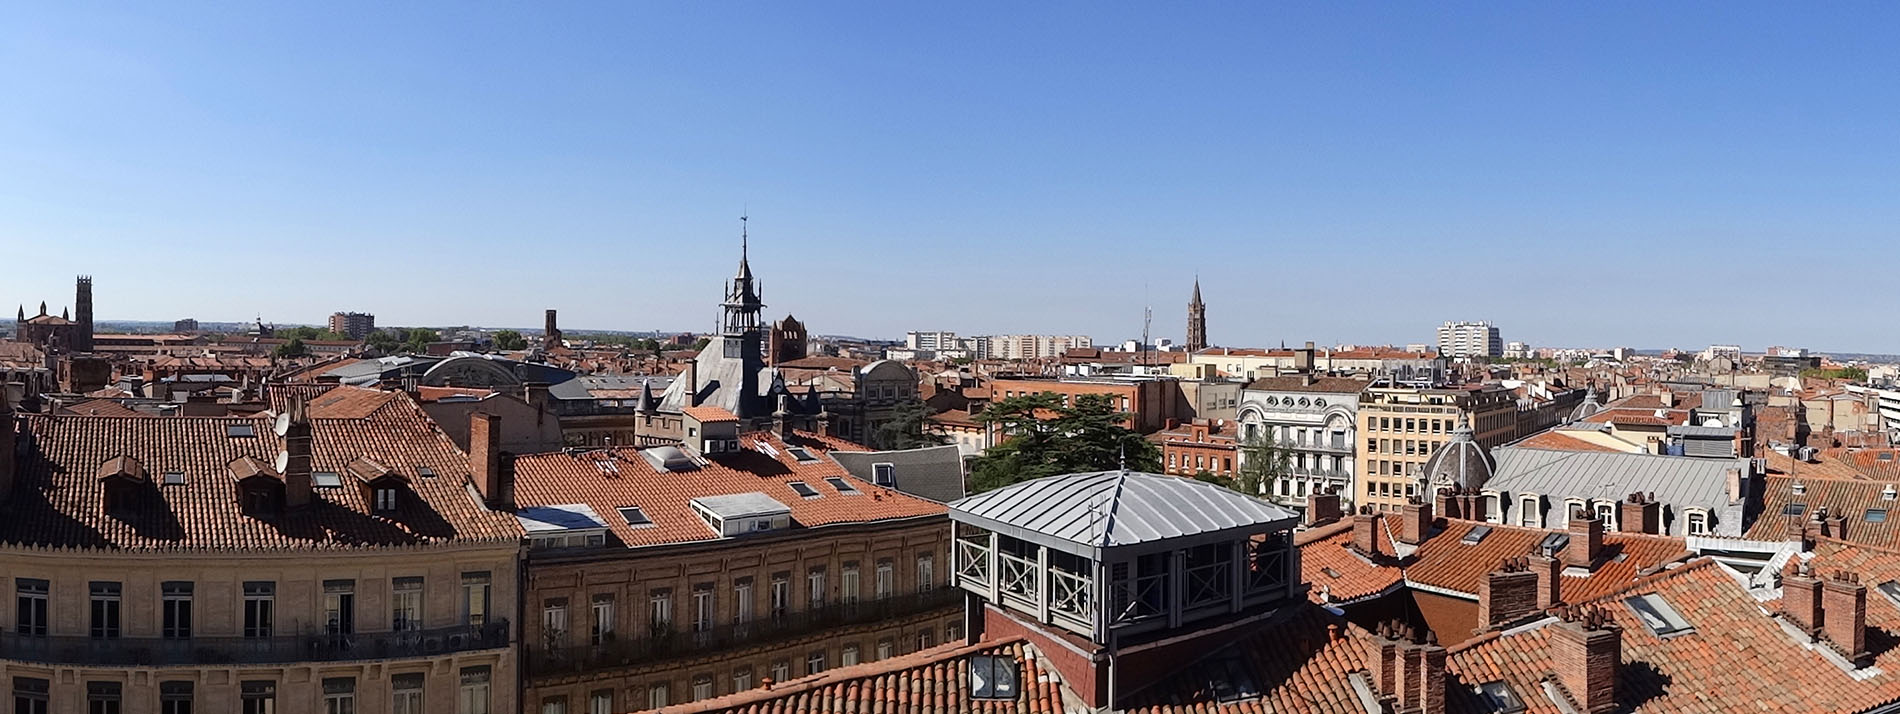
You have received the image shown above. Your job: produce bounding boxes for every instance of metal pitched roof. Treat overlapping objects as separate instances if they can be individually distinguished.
[949,470,1297,555]
[1484,447,1740,515]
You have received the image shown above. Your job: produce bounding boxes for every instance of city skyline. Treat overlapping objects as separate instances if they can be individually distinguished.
[8,4,1900,351]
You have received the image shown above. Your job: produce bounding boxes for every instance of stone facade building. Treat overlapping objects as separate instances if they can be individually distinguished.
[1237,375,1369,508]
[15,276,94,355]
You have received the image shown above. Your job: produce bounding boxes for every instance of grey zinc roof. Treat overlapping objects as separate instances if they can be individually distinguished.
[1701,389,1738,411]
[691,492,791,520]
[832,444,968,503]
[948,470,1297,555]
[1484,446,1741,520]
[1667,425,1738,438]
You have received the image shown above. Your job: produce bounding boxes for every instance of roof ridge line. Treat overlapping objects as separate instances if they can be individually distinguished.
[1097,470,1131,549]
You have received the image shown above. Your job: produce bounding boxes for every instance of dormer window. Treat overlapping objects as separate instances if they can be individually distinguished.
[872,463,895,487]
[374,486,400,512]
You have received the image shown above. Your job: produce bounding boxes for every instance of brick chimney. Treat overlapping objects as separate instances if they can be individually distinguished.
[1400,497,1433,545]
[1304,487,1343,527]
[282,396,314,510]
[1783,562,1824,638]
[1462,490,1488,523]
[1531,552,1563,609]
[1415,636,1447,714]
[1551,607,1621,714]
[1367,623,1446,714]
[1787,516,1815,552]
[1433,487,1458,521]
[1823,571,1870,666]
[1479,558,1539,629]
[1564,509,1602,569]
[469,412,512,509]
[683,359,700,407]
[521,382,551,412]
[1725,467,1745,504]
[1619,492,1660,534]
[1367,623,1401,700]
[1351,505,1379,555]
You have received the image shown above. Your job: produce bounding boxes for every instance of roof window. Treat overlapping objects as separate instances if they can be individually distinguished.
[825,477,860,495]
[162,470,185,486]
[872,463,895,487]
[226,424,256,438]
[1624,593,1694,637]
[1783,503,1807,517]
[1537,532,1570,557]
[618,506,654,528]
[1882,452,1895,462]
[1461,525,1493,545]
[1201,652,1261,703]
[313,472,343,488]
[595,458,619,475]
[1476,680,1525,713]
[969,655,1020,700]
[1877,580,1900,606]
[788,447,820,463]
[1868,509,1889,524]
[788,481,820,499]
[416,465,437,479]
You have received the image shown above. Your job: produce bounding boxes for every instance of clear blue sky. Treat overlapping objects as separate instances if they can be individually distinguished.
[5,3,1898,352]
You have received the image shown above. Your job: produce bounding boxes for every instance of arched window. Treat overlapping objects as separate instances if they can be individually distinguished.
[1482,491,1503,524]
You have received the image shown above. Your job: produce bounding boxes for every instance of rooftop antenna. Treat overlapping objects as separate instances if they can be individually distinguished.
[1119,441,1127,472]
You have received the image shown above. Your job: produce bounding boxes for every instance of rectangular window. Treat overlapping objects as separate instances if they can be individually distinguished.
[323,678,355,714]
[807,568,826,609]
[457,667,490,714]
[540,697,566,714]
[15,578,48,637]
[875,561,894,600]
[770,660,790,683]
[392,674,424,714]
[917,554,935,592]
[162,581,193,639]
[13,677,49,714]
[807,649,826,675]
[160,681,194,714]
[323,580,355,635]
[591,594,616,644]
[733,668,753,692]
[240,681,276,714]
[244,582,274,638]
[392,577,424,632]
[462,572,491,626]
[841,563,861,610]
[649,590,673,634]
[542,598,569,647]
[646,685,668,710]
[692,584,715,637]
[87,681,121,714]
[733,578,754,624]
[842,643,860,666]
[89,582,121,639]
[917,629,935,650]
[691,675,713,702]
[588,691,613,714]
[770,573,790,619]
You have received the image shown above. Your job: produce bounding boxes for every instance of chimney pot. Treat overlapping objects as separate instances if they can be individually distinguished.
[1565,510,1603,569]
[1351,507,1379,556]
[1552,608,1621,714]
[1823,574,1870,666]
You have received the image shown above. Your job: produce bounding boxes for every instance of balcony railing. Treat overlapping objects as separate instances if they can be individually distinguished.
[0,620,510,667]
[525,589,961,678]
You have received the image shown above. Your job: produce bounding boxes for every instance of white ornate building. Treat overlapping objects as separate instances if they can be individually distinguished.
[1236,376,1369,509]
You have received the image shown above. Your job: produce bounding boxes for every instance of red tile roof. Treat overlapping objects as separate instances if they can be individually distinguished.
[4,391,520,550]
[1747,474,1900,548]
[651,639,1062,714]
[510,431,940,549]
[1406,519,1691,603]
[1122,605,1377,714]
[58,399,144,418]
[416,385,496,402]
[1513,430,1626,453]
[1297,521,1402,604]
[682,405,741,423]
[1242,376,1372,393]
[1580,408,1690,427]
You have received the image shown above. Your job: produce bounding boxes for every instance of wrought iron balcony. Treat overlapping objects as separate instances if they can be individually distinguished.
[0,620,510,667]
[525,589,961,678]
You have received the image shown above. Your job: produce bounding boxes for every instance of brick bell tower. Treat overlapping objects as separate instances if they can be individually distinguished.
[74,275,94,352]
[1185,276,1207,352]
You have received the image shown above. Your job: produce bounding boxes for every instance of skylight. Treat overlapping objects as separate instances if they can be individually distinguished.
[1869,509,1889,523]
[788,481,820,499]
[824,477,860,495]
[417,465,437,479]
[1882,452,1896,462]
[872,463,895,486]
[1624,593,1694,637]
[162,471,185,486]
[226,424,256,438]
[1203,653,1261,704]
[969,655,1021,700]
[1462,525,1493,545]
[1537,533,1570,556]
[1879,581,1900,607]
[618,506,655,528]
[788,447,820,463]
[1783,503,1808,517]
[1476,681,1525,713]
[313,472,343,488]
[595,459,618,475]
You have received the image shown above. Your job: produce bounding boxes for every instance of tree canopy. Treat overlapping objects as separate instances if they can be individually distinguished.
[1197,431,1291,497]
[492,330,527,351]
[874,399,945,450]
[278,326,347,342]
[969,392,1160,493]
[273,337,307,357]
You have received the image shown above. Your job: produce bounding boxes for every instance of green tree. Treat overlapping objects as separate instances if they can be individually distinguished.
[1801,366,1868,382]
[874,399,946,450]
[493,330,527,351]
[691,337,712,351]
[274,337,308,358]
[969,392,1162,493]
[402,328,440,353]
[1231,431,1293,497]
[365,329,401,354]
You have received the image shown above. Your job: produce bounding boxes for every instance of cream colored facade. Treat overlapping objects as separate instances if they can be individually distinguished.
[522,517,957,712]
[0,543,519,714]
[1356,386,1516,512]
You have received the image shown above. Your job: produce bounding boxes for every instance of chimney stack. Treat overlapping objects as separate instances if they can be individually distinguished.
[684,359,701,407]
[1479,558,1539,629]
[1619,492,1661,534]
[1551,607,1621,714]
[1783,562,1824,638]
[521,382,550,412]
[1400,497,1433,545]
[282,396,314,510]
[1351,505,1380,555]
[1434,487,1458,521]
[1367,623,1401,701]
[774,394,795,440]
[1305,487,1343,527]
[1531,551,1563,609]
[469,412,512,509]
[1823,571,1870,666]
[1564,509,1603,569]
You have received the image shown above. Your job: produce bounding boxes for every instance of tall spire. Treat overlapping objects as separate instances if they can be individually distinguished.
[721,213,766,339]
[1191,275,1203,307]
[1185,275,1208,352]
[736,212,753,282]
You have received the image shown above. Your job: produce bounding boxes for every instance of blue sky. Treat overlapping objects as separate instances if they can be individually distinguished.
[4,3,1898,352]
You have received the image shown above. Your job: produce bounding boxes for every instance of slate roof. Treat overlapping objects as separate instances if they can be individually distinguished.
[949,470,1298,553]
[510,431,944,549]
[1,392,521,550]
[1484,447,1741,530]
[831,444,969,503]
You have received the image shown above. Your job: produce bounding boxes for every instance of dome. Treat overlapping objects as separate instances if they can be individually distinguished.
[1568,386,1602,423]
[1422,418,1495,491]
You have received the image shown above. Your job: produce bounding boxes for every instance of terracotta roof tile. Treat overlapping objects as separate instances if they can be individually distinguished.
[1406,519,1691,602]
[510,431,937,549]
[58,399,144,418]
[1298,523,1402,604]
[1748,474,1900,548]
[651,639,1061,714]
[682,405,741,423]
[1513,430,1626,453]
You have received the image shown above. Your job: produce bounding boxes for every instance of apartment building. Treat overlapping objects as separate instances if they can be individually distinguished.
[1355,384,1517,512]
[327,312,377,340]
[1435,321,1501,359]
[1237,375,1369,508]
[0,390,522,714]
[510,408,958,712]
[1152,419,1239,479]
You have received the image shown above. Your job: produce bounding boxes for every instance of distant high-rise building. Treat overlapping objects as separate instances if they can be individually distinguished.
[328,311,377,340]
[1185,278,1208,352]
[173,318,200,333]
[1435,320,1501,359]
[906,330,957,351]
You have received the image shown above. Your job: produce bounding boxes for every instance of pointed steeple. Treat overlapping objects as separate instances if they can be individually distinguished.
[38,301,46,316]
[60,307,69,320]
[638,378,657,414]
[15,305,22,322]
[1191,276,1204,307]
[1185,275,1208,352]
[736,213,754,282]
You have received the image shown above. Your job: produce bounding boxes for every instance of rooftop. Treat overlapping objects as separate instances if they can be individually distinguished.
[949,470,1298,553]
